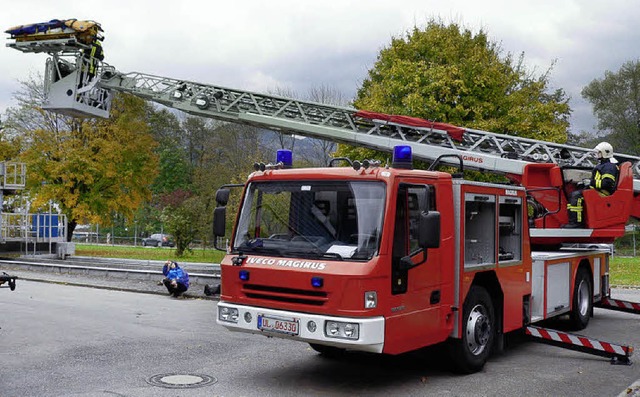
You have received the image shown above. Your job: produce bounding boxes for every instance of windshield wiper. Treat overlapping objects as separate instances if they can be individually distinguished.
[279,249,344,261]
[237,239,285,256]
[320,252,344,261]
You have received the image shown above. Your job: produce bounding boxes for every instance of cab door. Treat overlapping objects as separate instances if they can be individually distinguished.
[385,182,449,353]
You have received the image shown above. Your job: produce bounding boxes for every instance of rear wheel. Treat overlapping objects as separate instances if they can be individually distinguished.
[569,268,592,330]
[449,286,495,373]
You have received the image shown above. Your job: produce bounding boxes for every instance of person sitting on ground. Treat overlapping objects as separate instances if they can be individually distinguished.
[161,260,189,297]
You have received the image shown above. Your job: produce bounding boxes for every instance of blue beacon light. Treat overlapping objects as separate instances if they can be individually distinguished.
[276,150,293,168]
[239,270,250,281]
[392,145,413,169]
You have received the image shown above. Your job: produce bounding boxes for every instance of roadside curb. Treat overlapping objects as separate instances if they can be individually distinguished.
[0,259,221,301]
[17,275,219,301]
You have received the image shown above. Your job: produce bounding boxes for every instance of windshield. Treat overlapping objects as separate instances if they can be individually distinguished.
[233,181,385,260]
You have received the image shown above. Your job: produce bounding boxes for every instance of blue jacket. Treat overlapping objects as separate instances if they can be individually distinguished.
[163,263,190,289]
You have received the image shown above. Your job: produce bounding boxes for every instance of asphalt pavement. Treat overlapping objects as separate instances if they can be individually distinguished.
[0,255,220,300]
[1,254,640,396]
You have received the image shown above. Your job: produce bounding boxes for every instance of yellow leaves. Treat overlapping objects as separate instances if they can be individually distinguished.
[21,92,159,225]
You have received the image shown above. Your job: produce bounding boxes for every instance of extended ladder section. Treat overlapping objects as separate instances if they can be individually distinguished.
[99,71,640,185]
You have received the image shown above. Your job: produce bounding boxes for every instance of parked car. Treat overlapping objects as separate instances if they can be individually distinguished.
[142,233,175,247]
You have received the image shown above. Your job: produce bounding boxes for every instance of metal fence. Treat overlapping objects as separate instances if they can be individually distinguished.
[0,212,67,243]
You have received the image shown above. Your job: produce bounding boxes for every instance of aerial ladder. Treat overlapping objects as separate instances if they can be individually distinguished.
[7,31,640,248]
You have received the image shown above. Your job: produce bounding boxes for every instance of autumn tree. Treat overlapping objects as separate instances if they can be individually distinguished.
[15,89,158,240]
[582,60,640,155]
[337,20,571,161]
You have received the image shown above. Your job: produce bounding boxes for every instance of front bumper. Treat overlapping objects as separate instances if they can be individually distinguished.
[216,302,385,353]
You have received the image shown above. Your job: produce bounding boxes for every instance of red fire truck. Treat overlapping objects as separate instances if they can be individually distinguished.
[212,144,635,373]
[8,29,640,373]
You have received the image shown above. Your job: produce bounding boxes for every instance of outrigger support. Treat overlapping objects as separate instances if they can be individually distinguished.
[596,297,640,315]
[525,326,633,365]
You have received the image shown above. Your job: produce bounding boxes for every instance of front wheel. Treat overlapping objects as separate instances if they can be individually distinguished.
[449,286,495,373]
[569,268,592,330]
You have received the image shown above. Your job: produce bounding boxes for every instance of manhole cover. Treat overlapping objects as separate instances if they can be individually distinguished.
[146,373,217,389]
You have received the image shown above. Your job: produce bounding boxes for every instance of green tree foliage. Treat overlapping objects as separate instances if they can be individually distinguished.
[153,145,191,194]
[582,60,640,155]
[160,189,199,256]
[337,20,571,162]
[20,92,158,240]
[146,109,191,194]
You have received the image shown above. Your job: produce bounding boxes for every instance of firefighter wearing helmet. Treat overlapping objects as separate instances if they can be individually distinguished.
[564,142,619,228]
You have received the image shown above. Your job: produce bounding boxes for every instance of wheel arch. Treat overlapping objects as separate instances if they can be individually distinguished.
[470,271,504,334]
[576,258,593,282]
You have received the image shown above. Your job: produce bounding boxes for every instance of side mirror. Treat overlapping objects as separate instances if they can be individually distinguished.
[216,188,230,206]
[213,207,227,251]
[419,211,441,249]
[213,207,227,237]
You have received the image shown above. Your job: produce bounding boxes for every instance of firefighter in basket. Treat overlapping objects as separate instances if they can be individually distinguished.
[564,142,619,228]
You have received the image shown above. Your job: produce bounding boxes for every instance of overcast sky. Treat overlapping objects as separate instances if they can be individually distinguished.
[1,0,639,135]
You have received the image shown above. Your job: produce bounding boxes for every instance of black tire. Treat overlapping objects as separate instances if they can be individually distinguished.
[309,343,345,358]
[569,268,592,330]
[449,286,495,374]
[9,279,16,291]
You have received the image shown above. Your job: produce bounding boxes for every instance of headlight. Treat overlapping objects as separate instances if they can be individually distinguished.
[324,321,360,340]
[218,306,239,323]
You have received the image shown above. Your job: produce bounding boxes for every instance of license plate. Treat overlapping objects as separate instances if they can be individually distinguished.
[258,315,299,336]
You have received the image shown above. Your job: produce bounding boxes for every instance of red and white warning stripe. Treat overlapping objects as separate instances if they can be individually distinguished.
[600,297,640,313]
[526,326,632,358]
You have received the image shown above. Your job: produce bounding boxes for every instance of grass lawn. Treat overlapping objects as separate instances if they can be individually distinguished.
[75,244,225,264]
[610,256,640,287]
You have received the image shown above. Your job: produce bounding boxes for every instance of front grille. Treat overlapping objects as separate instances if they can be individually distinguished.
[242,284,328,306]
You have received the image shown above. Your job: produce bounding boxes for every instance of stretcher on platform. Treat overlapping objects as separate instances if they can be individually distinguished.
[5,18,102,45]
